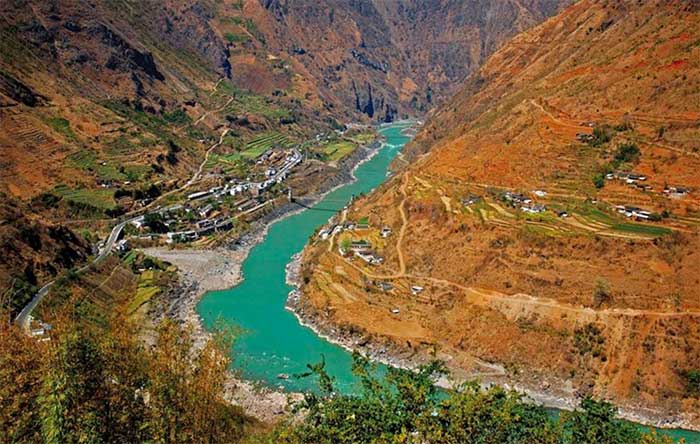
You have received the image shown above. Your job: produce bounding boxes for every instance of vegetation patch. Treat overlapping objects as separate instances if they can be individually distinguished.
[241,132,292,159]
[611,223,671,237]
[44,116,77,141]
[321,140,355,161]
[53,184,116,210]
[686,369,700,397]
[573,323,606,359]
[224,32,250,43]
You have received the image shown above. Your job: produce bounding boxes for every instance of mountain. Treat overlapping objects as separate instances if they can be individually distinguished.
[299,0,700,427]
[0,0,570,314]
[253,0,571,121]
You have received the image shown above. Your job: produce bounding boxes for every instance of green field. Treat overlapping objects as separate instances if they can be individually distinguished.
[611,223,672,237]
[67,150,150,182]
[240,132,293,159]
[347,131,376,145]
[128,270,160,314]
[205,153,250,176]
[321,140,356,162]
[577,204,619,225]
[44,116,77,141]
[53,184,116,210]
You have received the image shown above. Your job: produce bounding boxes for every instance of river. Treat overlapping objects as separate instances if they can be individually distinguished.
[197,122,698,443]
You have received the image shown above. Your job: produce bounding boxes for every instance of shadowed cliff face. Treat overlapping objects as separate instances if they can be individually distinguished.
[254,0,571,121]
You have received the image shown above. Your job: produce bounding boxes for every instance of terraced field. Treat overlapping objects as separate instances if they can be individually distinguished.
[240,132,294,159]
[53,184,116,210]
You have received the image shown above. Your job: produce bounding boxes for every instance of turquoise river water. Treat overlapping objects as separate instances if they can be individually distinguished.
[198,122,698,443]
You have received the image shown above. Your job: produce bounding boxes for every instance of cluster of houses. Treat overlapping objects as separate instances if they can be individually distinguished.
[606,171,650,191]
[28,316,52,342]
[340,239,384,265]
[502,191,547,214]
[317,215,391,266]
[318,221,356,240]
[663,185,690,199]
[124,148,304,245]
[607,172,692,200]
[615,205,653,221]
[254,149,302,194]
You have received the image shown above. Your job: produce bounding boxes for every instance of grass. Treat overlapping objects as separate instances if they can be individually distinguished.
[322,140,356,162]
[129,284,160,314]
[45,116,77,141]
[53,184,116,210]
[220,88,294,121]
[67,150,97,170]
[68,149,150,181]
[611,223,672,237]
[205,153,250,175]
[224,32,250,43]
[162,109,191,125]
[105,135,138,156]
[347,131,376,145]
[123,250,139,265]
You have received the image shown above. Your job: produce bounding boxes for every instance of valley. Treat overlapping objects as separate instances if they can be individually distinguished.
[1,0,699,442]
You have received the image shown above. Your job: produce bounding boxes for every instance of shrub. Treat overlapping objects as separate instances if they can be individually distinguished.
[614,142,641,164]
[588,125,613,147]
[686,369,700,396]
[574,323,606,358]
[593,278,612,307]
[593,173,606,189]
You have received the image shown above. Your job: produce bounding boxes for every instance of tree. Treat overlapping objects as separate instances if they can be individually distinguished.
[0,315,44,443]
[562,398,644,444]
[614,143,641,164]
[686,369,700,397]
[272,354,674,444]
[593,278,612,307]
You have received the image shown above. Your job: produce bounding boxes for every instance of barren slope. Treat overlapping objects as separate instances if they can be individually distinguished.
[299,0,700,428]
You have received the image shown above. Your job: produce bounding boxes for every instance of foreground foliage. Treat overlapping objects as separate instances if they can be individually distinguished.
[0,304,678,444]
[0,300,249,444]
[271,353,674,444]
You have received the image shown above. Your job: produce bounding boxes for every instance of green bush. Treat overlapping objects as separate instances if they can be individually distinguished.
[686,369,700,396]
[588,126,613,147]
[614,143,641,164]
[593,173,606,189]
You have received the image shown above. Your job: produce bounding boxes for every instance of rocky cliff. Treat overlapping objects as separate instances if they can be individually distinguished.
[250,0,571,121]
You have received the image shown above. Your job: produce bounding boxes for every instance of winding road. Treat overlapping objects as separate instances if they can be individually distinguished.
[329,172,700,321]
[14,218,132,331]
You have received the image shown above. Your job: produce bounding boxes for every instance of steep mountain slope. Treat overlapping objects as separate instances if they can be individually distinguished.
[0,0,328,201]
[0,0,572,318]
[0,0,336,313]
[251,0,571,121]
[0,0,571,202]
[299,0,700,428]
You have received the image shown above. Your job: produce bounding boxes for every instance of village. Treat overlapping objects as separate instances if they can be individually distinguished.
[116,147,303,249]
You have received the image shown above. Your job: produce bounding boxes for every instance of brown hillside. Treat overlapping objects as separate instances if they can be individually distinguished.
[299,0,700,428]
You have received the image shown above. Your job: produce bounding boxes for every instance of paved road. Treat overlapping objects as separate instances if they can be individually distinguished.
[14,218,131,331]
